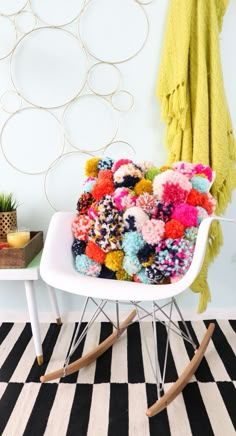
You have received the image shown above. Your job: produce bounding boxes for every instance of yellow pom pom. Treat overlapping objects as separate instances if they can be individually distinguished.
[160,165,172,172]
[142,254,155,267]
[116,269,133,281]
[105,250,124,271]
[134,179,153,195]
[195,173,207,179]
[85,157,100,177]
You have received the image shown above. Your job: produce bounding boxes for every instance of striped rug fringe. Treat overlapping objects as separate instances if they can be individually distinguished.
[0,320,235,435]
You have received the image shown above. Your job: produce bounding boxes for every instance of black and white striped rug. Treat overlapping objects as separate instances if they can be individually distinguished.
[0,319,235,436]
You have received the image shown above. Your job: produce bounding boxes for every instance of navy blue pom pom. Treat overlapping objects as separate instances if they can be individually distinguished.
[72,240,86,257]
[137,244,154,263]
[99,265,116,280]
[98,157,114,171]
[115,175,140,189]
[145,264,165,283]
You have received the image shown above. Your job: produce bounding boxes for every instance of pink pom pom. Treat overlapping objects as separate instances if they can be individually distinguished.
[113,188,137,211]
[136,193,156,214]
[72,215,91,240]
[112,159,133,173]
[172,162,196,179]
[141,219,165,245]
[153,170,192,203]
[194,164,213,182]
[88,205,98,220]
[170,275,183,283]
[138,161,156,172]
[206,192,217,213]
[172,204,198,228]
[133,274,141,283]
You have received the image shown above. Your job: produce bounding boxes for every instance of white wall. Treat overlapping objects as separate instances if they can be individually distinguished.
[0,0,235,320]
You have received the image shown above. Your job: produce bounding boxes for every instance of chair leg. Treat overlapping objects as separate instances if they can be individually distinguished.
[47,285,62,325]
[24,280,43,366]
[40,309,137,382]
[146,322,215,417]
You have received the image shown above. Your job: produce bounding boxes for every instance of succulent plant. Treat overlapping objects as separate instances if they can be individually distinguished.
[0,192,18,212]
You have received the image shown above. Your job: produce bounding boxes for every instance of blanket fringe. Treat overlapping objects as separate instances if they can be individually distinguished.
[160,82,187,148]
[190,220,223,313]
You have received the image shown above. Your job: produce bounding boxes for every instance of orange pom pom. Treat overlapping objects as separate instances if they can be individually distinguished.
[91,179,114,201]
[98,169,113,180]
[165,219,185,238]
[85,240,106,264]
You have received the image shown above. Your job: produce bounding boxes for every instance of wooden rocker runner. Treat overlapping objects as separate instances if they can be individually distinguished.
[40,308,137,383]
[40,212,234,417]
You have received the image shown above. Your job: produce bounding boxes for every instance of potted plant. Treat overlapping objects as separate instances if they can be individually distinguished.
[0,192,18,240]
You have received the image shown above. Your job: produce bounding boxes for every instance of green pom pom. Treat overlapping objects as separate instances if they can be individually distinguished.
[145,167,161,181]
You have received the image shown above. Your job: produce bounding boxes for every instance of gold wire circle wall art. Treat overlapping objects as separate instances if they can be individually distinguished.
[30,0,86,27]
[44,151,93,211]
[63,94,119,152]
[102,140,136,160]
[10,27,88,109]
[0,16,17,60]
[14,11,37,34]
[0,0,28,16]
[78,0,149,64]
[0,0,152,213]
[87,62,121,96]
[111,90,134,112]
[0,90,22,114]
[136,0,154,5]
[0,107,65,175]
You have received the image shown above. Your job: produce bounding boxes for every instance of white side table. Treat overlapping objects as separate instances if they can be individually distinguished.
[0,251,61,365]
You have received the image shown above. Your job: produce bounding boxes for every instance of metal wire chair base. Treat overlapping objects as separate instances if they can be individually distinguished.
[62,297,197,393]
[40,296,214,417]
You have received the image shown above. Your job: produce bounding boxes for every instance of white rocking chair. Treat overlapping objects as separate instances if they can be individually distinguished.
[40,212,234,417]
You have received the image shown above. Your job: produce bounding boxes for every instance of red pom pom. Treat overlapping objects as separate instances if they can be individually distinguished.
[91,179,114,201]
[199,194,214,214]
[98,169,113,181]
[133,274,141,283]
[85,240,106,264]
[187,189,201,206]
[187,189,213,214]
[165,219,185,238]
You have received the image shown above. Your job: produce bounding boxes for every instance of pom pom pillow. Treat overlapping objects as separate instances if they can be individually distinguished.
[71,157,216,284]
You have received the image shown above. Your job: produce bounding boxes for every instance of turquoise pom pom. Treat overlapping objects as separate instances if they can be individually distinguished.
[123,254,141,275]
[191,176,210,193]
[75,254,101,277]
[84,179,96,193]
[196,206,208,225]
[184,226,198,242]
[136,268,152,284]
[122,231,145,255]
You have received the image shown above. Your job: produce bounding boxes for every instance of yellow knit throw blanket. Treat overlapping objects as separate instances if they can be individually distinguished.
[156,0,236,312]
